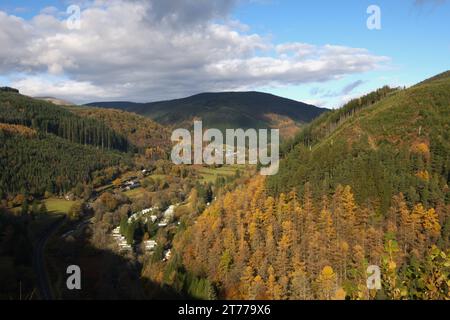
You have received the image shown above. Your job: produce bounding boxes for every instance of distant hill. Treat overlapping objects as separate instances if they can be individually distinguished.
[87,92,328,137]
[268,70,450,213]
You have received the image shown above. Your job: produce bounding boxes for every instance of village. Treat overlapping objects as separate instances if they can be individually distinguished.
[110,204,177,261]
[55,161,242,279]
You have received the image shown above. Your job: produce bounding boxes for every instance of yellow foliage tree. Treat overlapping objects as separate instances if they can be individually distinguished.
[315,266,337,300]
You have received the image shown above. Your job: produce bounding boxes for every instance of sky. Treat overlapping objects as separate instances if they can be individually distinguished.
[0,0,449,108]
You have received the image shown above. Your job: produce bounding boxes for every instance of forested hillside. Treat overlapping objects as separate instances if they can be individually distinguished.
[280,85,400,155]
[87,92,328,135]
[269,72,450,213]
[0,129,128,196]
[68,106,170,155]
[0,92,137,198]
[166,178,448,299]
[0,91,176,199]
[0,91,130,152]
[144,72,450,300]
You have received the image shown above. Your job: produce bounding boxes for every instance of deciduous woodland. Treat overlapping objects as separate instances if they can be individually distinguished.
[161,177,448,299]
[141,72,450,300]
[0,72,449,300]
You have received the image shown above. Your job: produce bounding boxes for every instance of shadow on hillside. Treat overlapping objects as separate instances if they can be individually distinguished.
[47,229,193,300]
[0,209,35,300]
[0,207,196,300]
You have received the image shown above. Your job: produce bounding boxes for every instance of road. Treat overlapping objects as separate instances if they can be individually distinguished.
[32,185,120,299]
[33,216,66,300]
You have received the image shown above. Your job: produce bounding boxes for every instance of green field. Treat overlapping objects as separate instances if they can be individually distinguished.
[123,187,145,199]
[148,174,167,180]
[44,198,77,215]
[197,165,244,183]
[122,174,167,199]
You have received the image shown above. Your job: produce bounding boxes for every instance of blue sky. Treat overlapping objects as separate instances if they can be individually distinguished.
[0,0,449,108]
[233,0,450,106]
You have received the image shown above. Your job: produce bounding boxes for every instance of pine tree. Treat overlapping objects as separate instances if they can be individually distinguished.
[275,221,294,278]
[265,265,278,299]
[239,265,254,299]
[21,199,29,216]
[265,225,276,266]
[250,275,266,300]
[341,185,357,243]
[411,204,427,256]
[39,202,47,215]
[290,255,310,300]
[390,193,413,254]
[315,266,337,300]
[318,206,336,260]
[422,208,441,241]
[31,200,39,219]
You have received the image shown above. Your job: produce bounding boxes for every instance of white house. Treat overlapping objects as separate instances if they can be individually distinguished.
[112,227,132,252]
[143,239,157,251]
[163,249,172,261]
[128,207,158,223]
[158,205,176,227]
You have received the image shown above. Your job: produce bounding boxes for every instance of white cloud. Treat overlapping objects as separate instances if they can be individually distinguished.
[0,0,390,103]
[276,43,316,58]
[311,79,366,99]
[11,77,118,101]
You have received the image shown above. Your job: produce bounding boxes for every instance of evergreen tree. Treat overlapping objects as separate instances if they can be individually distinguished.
[39,202,47,215]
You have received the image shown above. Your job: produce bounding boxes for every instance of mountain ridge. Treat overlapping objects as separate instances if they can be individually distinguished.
[86,91,328,136]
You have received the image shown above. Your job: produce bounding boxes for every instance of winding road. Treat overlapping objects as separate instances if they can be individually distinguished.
[33,216,66,300]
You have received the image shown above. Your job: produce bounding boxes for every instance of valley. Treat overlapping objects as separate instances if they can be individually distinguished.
[0,72,449,300]
[1,0,450,309]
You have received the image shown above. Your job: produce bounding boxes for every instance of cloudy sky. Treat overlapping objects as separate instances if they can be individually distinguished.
[0,0,449,108]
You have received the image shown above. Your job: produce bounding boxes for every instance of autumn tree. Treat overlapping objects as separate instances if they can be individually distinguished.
[315,266,337,300]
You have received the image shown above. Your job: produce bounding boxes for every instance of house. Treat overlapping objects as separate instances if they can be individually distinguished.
[124,181,140,190]
[144,215,158,224]
[156,204,179,228]
[163,249,172,261]
[120,179,139,191]
[111,227,132,252]
[142,208,152,214]
[143,239,157,251]
[128,207,157,223]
